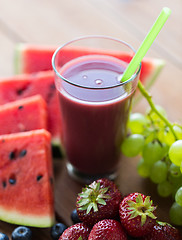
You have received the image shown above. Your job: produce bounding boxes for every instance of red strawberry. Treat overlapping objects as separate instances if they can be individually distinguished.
[59,222,91,240]
[76,178,122,226]
[142,221,182,240]
[119,192,157,238]
[88,219,127,240]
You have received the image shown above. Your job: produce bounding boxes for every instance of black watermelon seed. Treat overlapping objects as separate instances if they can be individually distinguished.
[9,178,16,185]
[37,175,43,181]
[47,83,56,102]
[16,84,30,96]
[19,149,27,158]
[17,89,24,95]
[2,180,6,188]
[18,105,24,110]
[16,87,26,95]
[9,151,16,160]
[50,83,56,90]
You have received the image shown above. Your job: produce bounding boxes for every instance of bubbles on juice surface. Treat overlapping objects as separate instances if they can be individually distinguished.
[82,75,88,79]
[95,79,103,85]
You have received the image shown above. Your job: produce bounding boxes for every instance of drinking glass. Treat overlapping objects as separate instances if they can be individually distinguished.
[52,36,141,183]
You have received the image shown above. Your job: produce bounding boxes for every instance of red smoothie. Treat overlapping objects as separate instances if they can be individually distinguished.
[57,55,135,178]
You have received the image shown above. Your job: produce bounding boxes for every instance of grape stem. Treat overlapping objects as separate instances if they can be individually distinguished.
[137,80,178,140]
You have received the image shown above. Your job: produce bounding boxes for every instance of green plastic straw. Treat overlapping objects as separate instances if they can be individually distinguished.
[121,7,171,82]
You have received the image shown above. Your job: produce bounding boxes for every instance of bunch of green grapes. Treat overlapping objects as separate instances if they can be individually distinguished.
[121,105,182,226]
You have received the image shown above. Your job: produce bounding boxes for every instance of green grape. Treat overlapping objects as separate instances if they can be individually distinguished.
[150,160,168,184]
[121,134,145,157]
[157,180,173,197]
[168,175,182,199]
[157,128,165,143]
[169,163,181,178]
[174,125,182,140]
[137,158,150,178]
[142,140,168,166]
[128,113,148,134]
[170,202,182,226]
[175,187,182,207]
[172,185,181,199]
[158,125,182,147]
[146,105,167,127]
[169,140,182,166]
[162,128,175,146]
[168,174,182,185]
[144,129,157,144]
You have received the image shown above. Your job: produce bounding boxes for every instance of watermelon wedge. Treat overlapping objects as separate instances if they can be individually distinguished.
[0,95,47,135]
[0,71,61,146]
[14,43,165,91]
[0,129,54,227]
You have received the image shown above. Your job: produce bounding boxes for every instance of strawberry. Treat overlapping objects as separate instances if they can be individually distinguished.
[119,192,157,238]
[141,221,182,240]
[76,178,122,226]
[88,219,127,240]
[59,222,91,240]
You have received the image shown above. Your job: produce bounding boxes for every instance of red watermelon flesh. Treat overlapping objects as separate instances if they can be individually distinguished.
[15,44,165,89]
[0,129,54,227]
[0,95,47,135]
[0,71,61,145]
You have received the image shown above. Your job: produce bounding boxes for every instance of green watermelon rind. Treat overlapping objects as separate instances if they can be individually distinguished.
[14,43,25,75]
[0,207,55,228]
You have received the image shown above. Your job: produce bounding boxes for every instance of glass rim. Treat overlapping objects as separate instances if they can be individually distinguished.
[52,35,141,90]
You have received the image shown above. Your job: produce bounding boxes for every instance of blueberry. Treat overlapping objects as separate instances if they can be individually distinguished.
[11,226,32,240]
[0,233,9,240]
[51,223,67,240]
[71,208,81,224]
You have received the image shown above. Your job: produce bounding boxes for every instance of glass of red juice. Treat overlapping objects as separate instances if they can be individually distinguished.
[52,36,141,183]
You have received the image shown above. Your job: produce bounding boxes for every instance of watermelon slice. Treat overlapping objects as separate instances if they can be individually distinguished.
[15,43,165,91]
[0,95,47,135]
[0,129,54,227]
[0,71,61,146]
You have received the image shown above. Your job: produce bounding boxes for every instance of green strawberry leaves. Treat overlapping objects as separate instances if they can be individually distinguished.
[127,194,157,226]
[77,182,111,214]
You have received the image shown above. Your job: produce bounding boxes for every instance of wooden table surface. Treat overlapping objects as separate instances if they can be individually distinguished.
[0,0,182,239]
